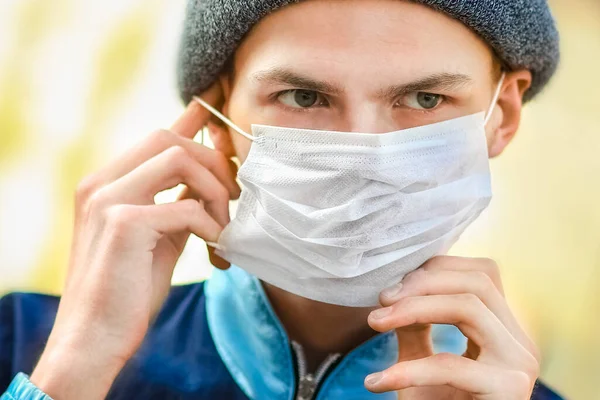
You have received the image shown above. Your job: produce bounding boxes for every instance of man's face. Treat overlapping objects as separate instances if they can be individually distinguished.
[219,0,508,163]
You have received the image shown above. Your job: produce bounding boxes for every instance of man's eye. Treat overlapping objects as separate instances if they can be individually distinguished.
[277,89,326,108]
[401,92,443,110]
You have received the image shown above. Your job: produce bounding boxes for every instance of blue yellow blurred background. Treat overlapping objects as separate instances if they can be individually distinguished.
[0,0,598,398]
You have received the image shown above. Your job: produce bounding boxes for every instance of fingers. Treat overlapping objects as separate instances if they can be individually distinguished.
[380,268,501,310]
[97,130,240,199]
[99,199,222,255]
[175,134,240,200]
[365,353,532,397]
[175,186,230,271]
[107,146,231,227]
[93,129,239,201]
[421,256,505,295]
[171,83,224,138]
[379,256,539,362]
[369,256,541,397]
[99,199,223,281]
[139,198,223,243]
[368,294,519,363]
[83,82,239,200]
[379,267,538,361]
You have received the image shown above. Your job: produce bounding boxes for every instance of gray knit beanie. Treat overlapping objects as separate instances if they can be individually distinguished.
[177,0,560,104]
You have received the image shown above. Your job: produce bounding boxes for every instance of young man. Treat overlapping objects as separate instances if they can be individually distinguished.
[0,0,563,399]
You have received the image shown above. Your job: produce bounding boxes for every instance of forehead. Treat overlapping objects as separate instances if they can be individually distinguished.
[233,0,494,84]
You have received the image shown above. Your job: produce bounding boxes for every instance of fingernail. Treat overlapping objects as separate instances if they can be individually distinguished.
[370,307,391,320]
[380,283,403,300]
[365,372,383,386]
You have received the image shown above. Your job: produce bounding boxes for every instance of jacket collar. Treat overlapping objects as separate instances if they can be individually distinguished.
[205,265,466,400]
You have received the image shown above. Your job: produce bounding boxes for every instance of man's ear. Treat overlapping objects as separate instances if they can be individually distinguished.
[205,73,236,158]
[486,69,532,158]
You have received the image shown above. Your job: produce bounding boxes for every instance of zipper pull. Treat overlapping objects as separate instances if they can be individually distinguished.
[296,373,317,400]
[292,341,341,400]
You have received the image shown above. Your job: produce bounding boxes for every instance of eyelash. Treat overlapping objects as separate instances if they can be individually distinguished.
[272,89,447,114]
[272,89,329,113]
[394,93,447,114]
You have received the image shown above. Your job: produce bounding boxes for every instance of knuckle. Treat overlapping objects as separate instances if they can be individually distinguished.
[528,363,541,381]
[150,129,177,148]
[478,257,500,276]
[182,198,202,217]
[522,351,541,378]
[506,370,534,394]
[212,184,229,203]
[459,292,480,304]
[167,145,190,162]
[458,293,484,313]
[529,342,542,364]
[472,270,495,291]
[86,186,111,213]
[75,174,99,204]
[166,146,192,176]
[105,205,139,234]
[422,255,444,271]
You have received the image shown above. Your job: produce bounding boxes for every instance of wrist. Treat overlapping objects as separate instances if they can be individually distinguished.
[30,341,128,400]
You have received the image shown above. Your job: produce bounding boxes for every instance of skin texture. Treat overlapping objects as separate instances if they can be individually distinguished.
[30,0,538,399]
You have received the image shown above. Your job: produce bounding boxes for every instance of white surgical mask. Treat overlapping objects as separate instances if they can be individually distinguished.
[194,73,505,306]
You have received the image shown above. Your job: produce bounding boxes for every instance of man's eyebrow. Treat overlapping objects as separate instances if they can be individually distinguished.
[378,73,473,99]
[252,67,344,95]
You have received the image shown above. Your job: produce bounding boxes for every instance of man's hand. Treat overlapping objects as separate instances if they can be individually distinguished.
[29,83,239,400]
[365,256,541,399]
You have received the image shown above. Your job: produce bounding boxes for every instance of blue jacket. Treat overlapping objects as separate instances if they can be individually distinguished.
[1,265,564,400]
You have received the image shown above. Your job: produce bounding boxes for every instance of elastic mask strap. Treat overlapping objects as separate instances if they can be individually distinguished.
[193,96,255,142]
[483,72,506,127]
[193,96,246,251]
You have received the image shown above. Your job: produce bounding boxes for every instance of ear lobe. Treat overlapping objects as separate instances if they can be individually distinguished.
[487,70,532,158]
[487,101,518,158]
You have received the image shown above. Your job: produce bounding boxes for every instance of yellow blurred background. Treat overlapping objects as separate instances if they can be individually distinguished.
[0,0,598,398]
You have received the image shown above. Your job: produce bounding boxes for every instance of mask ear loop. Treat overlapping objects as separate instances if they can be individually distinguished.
[193,96,255,142]
[483,72,506,127]
[192,95,253,252]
